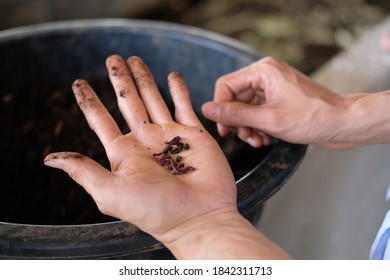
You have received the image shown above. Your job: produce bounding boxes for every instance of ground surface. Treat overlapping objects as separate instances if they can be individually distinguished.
[151,0,390,73]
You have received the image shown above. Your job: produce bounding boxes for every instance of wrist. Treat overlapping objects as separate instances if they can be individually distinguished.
[156,208,289,259]
[315,93,362,149]
[320,90,390,149]
[347,90,390,145]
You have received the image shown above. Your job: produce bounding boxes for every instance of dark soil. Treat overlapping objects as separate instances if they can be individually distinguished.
[0,79,124,225]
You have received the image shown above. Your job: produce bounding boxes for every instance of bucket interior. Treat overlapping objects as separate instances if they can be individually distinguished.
[0,20,274,225]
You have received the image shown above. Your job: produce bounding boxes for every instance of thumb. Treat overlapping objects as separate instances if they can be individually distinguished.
[44,152,113,198]
[202,101,263,130]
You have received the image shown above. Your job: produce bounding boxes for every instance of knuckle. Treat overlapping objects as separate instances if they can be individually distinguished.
[260,56,278,64]
[215,76,226,90]
[258,56,282,73]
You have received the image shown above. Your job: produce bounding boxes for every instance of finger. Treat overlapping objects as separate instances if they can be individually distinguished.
[127,56,173,124]
[43,152,113,201]
[214,57,281,104]
[236,126,251,140]
[106,55,150,130]
[217,123,230,137]
[214,66,257,103]
[72,79,122,149]
[202,101,267,132]
[203,101,274,147]
[201,103,230,136]
[261,133,273,146]
[236,127,272,148]
[213,75,237,136]
[168,71,203,127]
[213,69,255,136]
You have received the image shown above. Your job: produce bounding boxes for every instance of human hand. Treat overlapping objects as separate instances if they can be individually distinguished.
[201,57,351,149]
[44,55,237,243]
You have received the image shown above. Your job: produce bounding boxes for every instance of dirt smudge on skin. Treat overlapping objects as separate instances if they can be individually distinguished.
[119,89,127,98]
[109,64,131,78]
[72,80,87,101]
[72,80,99,110]
[133,73,153,89]
[72,80,89,109]
[110,66,118,76]
[45,152,84,163]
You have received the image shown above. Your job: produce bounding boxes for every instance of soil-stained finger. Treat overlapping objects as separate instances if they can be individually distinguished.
[107,55,150,130]
[168,71,203,127]
[127,56,173,124]
[72,79,122,149]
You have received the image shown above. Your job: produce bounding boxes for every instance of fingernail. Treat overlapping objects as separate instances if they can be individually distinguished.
[246,137,260,148]
[44,153,62,168]
[202,102,221,119]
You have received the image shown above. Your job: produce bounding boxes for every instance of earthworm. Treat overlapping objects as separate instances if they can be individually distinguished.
[152,136,195,175]
[152,136,181,158]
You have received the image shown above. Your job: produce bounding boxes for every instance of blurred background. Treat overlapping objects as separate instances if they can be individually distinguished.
[0,0,389,74]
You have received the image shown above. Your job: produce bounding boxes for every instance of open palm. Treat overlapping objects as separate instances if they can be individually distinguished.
[44,55,237,238]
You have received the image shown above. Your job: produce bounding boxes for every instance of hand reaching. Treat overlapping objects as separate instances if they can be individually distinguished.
[202,57,350,149]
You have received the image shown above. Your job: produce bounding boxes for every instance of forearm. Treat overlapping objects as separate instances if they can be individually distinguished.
[322,89,390,149]
[159,209,290,260]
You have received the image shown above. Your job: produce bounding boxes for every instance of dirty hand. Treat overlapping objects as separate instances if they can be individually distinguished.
[201,57,351,149]
[44,55,238,250]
